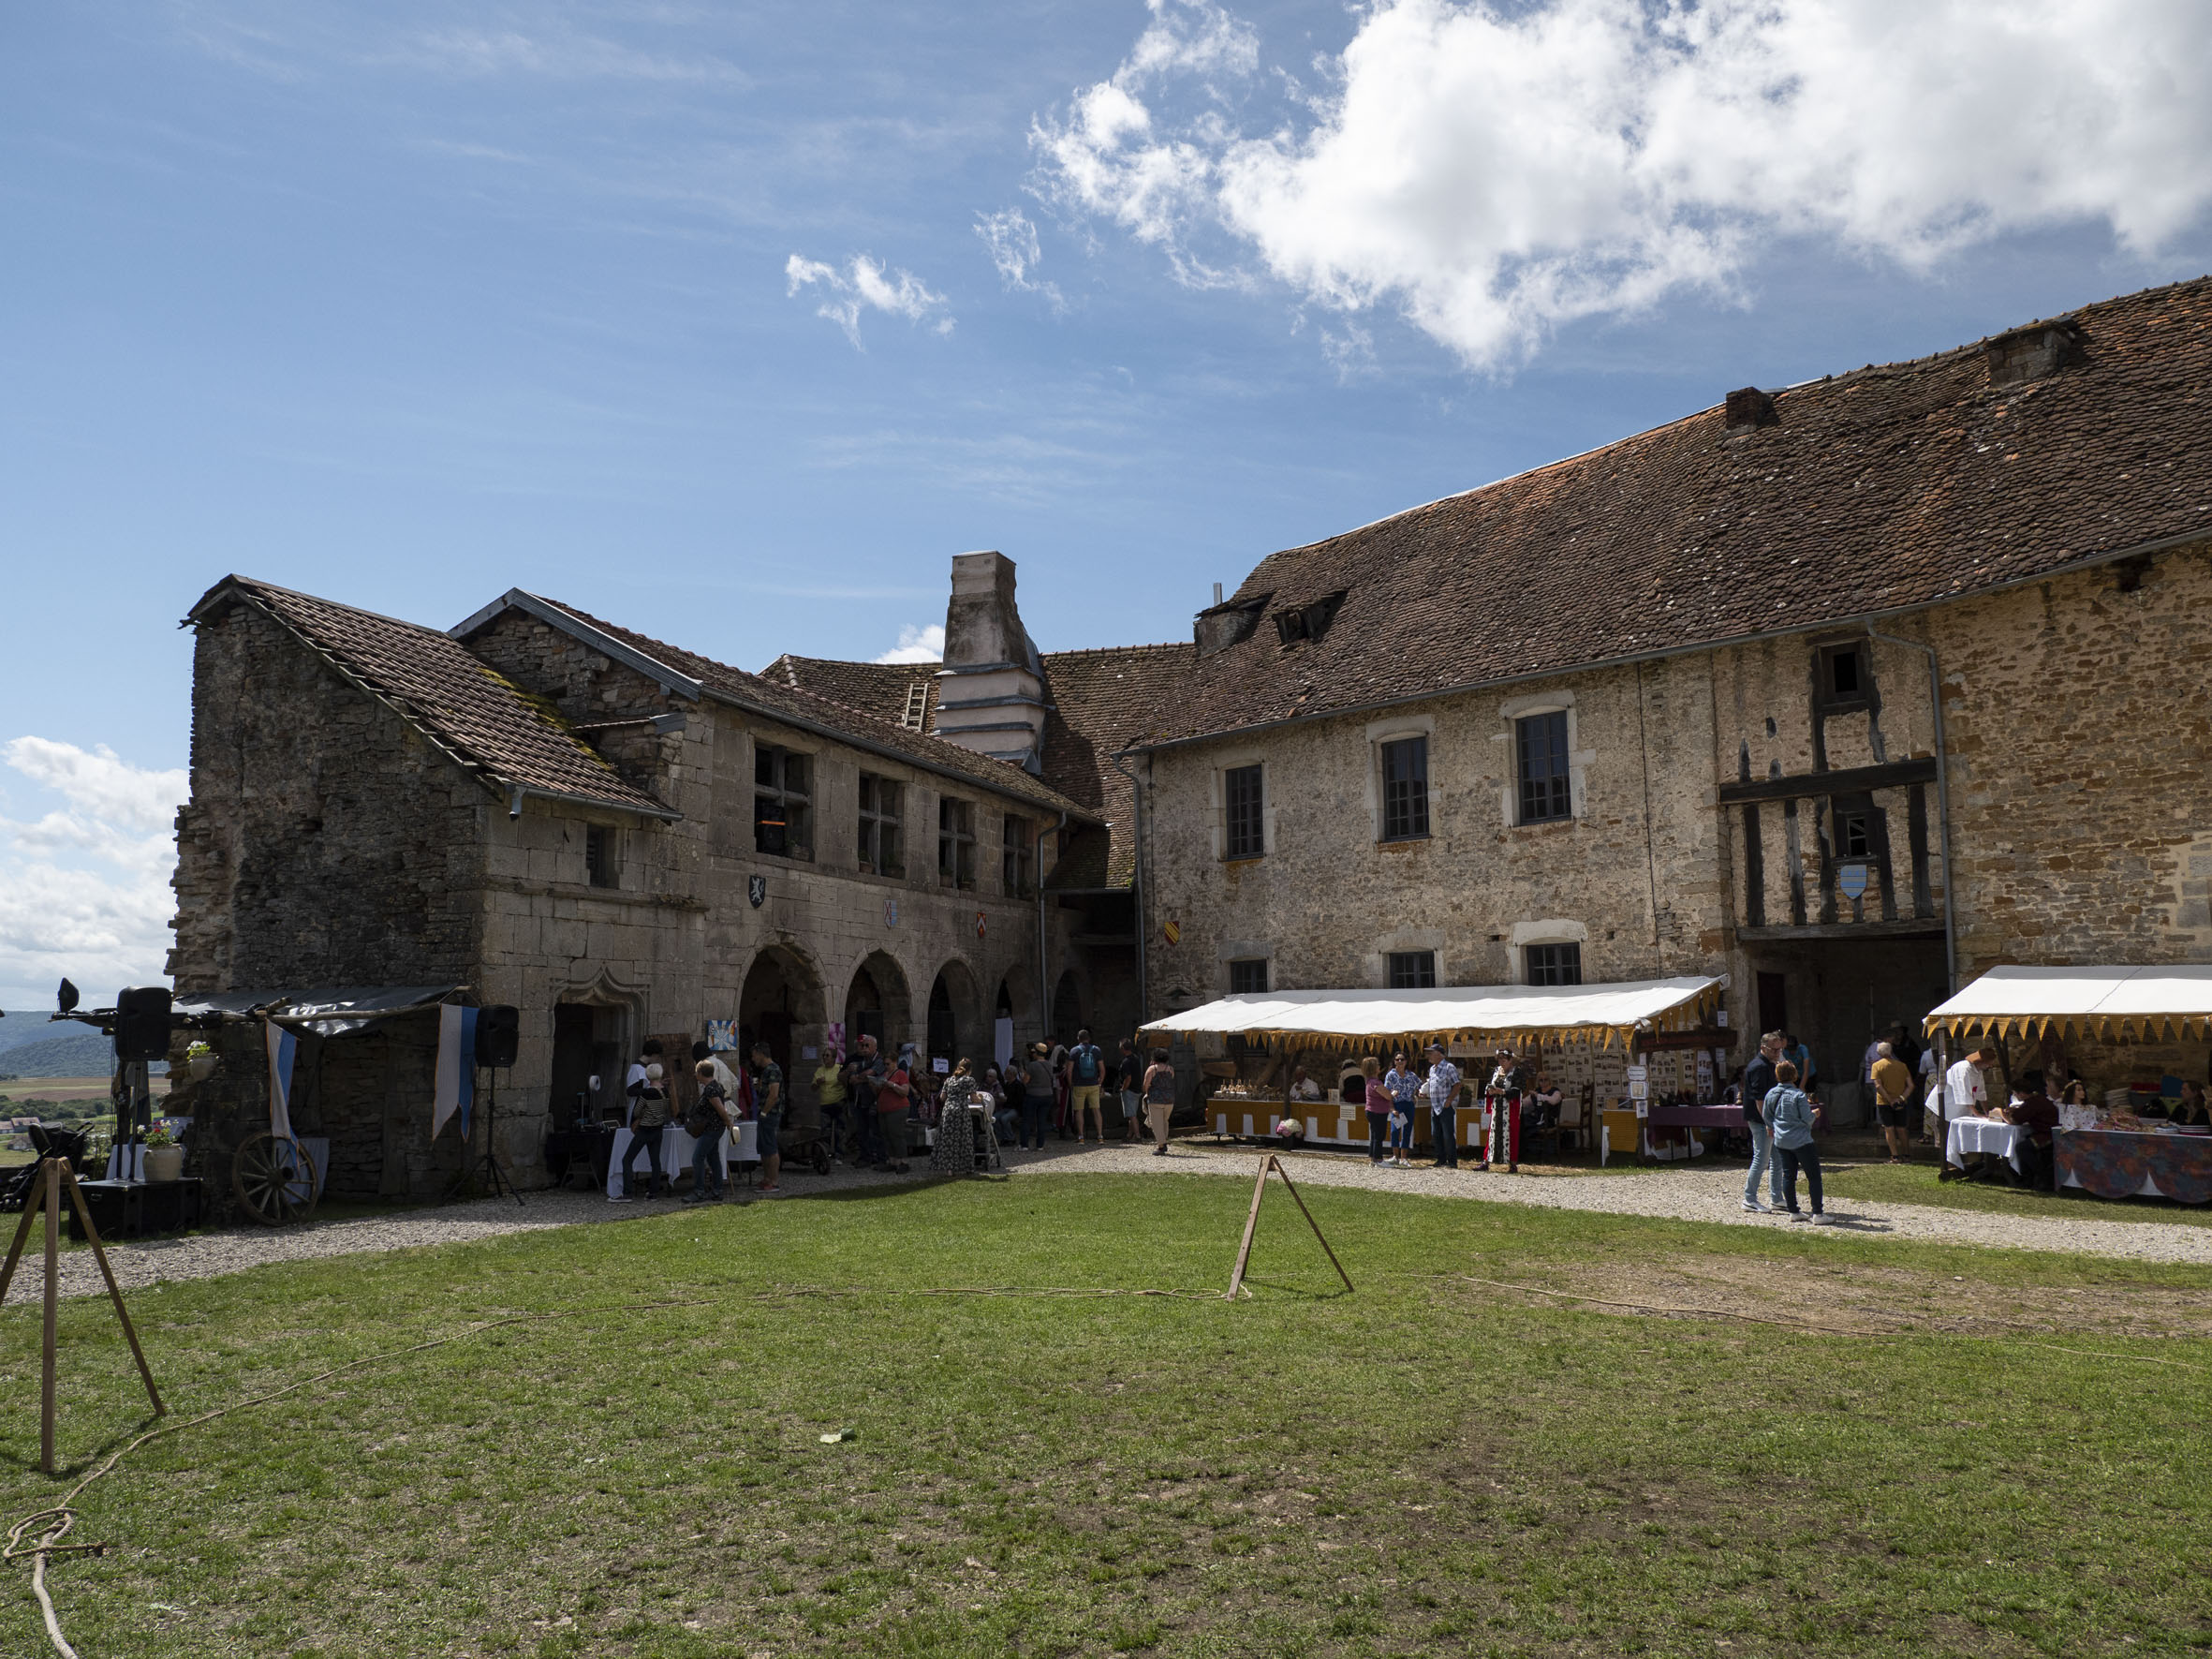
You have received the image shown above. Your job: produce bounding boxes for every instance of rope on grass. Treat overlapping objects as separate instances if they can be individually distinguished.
[1,1283,1217,1655]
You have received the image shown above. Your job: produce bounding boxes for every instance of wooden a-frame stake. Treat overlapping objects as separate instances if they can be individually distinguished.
[0,1158,165,1474]
[1226,1154,1354,1300]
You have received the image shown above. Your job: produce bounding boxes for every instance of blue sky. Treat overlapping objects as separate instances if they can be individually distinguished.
[3,0,2207,1013]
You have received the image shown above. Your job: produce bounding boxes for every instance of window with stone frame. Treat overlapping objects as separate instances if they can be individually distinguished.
[1001,814,1033,897]
[1223,763,1265,859]
[1526,941,1583,985]
[1385,950,1437,989]
[1379,735,1430,841]
[1228,957,1269,995]
[754,746,813,859]
[937,796,977,890]
[857,774,903,877]
[1515,711,1572,824]
[584,824,616,889]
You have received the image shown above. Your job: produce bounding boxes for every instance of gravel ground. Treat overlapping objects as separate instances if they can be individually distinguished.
[7,1133,2209,1307]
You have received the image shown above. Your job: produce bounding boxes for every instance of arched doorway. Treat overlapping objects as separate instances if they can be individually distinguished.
[844,951,911,1054]
[740,944,825,1075]
[1053,968,1084,1047]
[927,960,983,1072]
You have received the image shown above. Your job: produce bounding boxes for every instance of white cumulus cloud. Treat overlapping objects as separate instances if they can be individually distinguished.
[1035,0,2212,368]
[874,625,946,665]
[0,738,186,1015]
[786,254,952,349]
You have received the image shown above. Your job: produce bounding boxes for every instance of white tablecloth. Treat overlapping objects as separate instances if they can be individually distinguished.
[605,1125,747,1198]
[1946,1117,2025,1172]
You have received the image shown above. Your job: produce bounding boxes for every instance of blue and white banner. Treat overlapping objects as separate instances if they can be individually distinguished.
[434,1003,479,1139]
[264,1019,298,1140]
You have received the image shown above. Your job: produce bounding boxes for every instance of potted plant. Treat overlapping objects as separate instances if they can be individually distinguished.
[184,1041,216,1083]
[141,1126,184,1184]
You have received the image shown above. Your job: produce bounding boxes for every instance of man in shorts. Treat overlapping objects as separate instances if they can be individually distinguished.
[1869,1040,1914,1163]
[1067,1028,1106,1144]
[1115,1038,1143,1142]
[751,1040,784,1195]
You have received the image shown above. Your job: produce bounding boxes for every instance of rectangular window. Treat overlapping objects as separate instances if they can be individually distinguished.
[1228,958,1269,995]
[1001,815,1033,897]
[1515,711,1572,825]
[753,747,812,858]
[1819,642,1866,704]
[1379,736,1430,840]
[1385,950,1437,989]
[937,797,976,890]
[584,825,614,889]
[858,774,903,877]
[1223,763,1264,859]
[1526,942,1583,986]
[1836,810,1870,858]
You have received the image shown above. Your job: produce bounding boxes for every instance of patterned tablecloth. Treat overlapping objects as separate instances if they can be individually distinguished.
[1945,1117,2026,1172]
[2056,1128,2212,1205]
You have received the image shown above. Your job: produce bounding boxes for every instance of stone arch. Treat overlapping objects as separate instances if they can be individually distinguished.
[740,942,827,1074]
[927,958,985,1071]
[844,950,913,1054]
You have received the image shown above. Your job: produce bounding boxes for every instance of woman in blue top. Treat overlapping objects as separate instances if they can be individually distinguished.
[1762,1060,1830,1223]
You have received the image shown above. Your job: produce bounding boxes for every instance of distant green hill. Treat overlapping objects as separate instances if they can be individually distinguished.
[0,1031,163,1079]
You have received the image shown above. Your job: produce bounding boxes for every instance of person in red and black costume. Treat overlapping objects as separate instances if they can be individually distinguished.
[1482,1048,1529,1172]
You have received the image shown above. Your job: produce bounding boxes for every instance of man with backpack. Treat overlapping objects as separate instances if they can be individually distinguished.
[1068,1028,1107,1144]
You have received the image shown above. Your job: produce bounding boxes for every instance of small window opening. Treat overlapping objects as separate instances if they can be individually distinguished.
[584,825,614,888]
[754,747,813,859]
[1526,942,1582,986]
[1837,811,1870,858]
[1223,764,1265,859]
[1228,958,1269,995]
[1385,951,1437,989]
[937,797,977,890]
[1380,736,1430,841]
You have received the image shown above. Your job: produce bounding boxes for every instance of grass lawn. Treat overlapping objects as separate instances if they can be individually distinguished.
[0,1173,2206,1658]
[1821,1157,2212,1227]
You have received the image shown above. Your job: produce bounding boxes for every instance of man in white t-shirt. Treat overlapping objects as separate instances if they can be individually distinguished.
[1933,1049,1990,1164]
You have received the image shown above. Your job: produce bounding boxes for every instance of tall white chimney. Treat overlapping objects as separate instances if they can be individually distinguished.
[933,551,1048,774]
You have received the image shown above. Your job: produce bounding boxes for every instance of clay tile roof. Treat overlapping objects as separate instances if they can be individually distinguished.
[524,600,1097,822]
[1147,275,2212,747]
[775,642,1199,889]
[188,578,675,816]
[763,656,941,733]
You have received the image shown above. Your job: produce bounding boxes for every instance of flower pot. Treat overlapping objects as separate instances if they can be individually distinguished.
[187,1054,216,1082]
[142,1146,184,1184]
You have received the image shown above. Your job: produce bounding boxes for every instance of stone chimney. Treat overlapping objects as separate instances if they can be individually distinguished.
[933,551,1048,774]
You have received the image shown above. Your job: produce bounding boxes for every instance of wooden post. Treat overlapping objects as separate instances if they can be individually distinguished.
[1226,1157,1270,1299]
[1225,1154,1354,1299]
[41,1160,59,1474]
[61,1169,164,1416]
[0,1174,46,1305]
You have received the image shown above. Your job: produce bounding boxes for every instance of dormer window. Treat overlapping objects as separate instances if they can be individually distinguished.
[1273,592,1347,646]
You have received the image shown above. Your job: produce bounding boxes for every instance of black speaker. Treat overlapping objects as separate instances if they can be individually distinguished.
[475,1005,520,1069]
[114,985,172,1063]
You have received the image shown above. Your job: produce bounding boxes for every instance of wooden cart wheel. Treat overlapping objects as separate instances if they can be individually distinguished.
[233,1132,319,1226]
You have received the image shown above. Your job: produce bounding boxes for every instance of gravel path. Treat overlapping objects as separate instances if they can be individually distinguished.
[8,1134,2209,1307]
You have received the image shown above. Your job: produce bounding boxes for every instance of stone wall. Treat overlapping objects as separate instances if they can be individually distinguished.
[170,600,489,994]
[1140,652,1733,1010]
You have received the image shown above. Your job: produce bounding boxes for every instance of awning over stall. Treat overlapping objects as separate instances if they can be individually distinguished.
[1141,976,1724,1051]
[173,985,467,1036]
[1924,966,2212,1042]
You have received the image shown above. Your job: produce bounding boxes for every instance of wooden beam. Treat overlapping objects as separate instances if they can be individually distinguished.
[1718,757,1938,806]
[1737,920,1947,942]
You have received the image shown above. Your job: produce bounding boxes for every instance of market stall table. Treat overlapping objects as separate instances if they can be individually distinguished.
[2056,1127,2212,1204]
[1945,1117,2026,1175]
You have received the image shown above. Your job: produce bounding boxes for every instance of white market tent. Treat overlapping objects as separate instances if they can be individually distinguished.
[1141,976,1725,1053]
[1924,966,2212,1044]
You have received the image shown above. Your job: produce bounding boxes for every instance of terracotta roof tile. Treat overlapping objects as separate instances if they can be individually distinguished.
[1151,277,2212,745]
[527,601,1097,822]
[190,578,674,816]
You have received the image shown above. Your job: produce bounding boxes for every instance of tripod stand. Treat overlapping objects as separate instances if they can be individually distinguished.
[450,1067,523,1207]
[0,1150,164,1474]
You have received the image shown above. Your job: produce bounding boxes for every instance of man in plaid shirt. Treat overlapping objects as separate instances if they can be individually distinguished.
[1422,1044,1463,1169]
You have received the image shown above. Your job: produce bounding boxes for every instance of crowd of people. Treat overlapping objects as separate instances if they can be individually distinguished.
[1274,1044,1566,1171]
[600,1027,1178,1201]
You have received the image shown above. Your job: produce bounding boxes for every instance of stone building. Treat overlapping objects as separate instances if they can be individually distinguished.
[168,562,1104,1198]
[1087,279,2212,1114]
